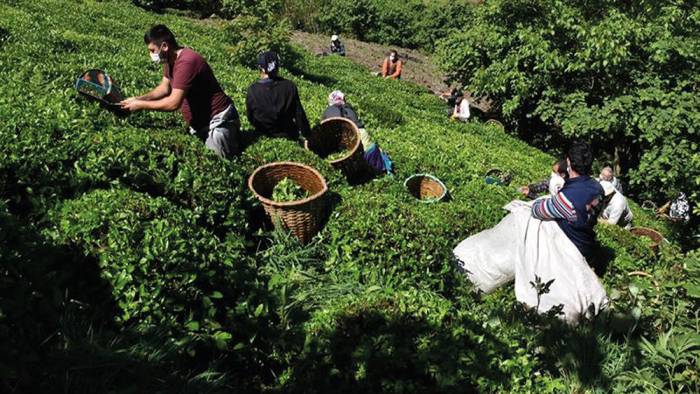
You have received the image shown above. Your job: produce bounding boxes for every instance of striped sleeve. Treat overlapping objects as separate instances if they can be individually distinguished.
[531,192,577,221]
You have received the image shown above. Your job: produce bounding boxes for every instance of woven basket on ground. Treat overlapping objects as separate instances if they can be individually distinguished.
[484,168,512,186]
[404,174,447,203]
[248,161,328,244]
[485,119,504,130]
[630,227,665,251]
[305,117,365,179]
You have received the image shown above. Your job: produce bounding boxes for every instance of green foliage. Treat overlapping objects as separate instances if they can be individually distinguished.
[437,0,700,220]
[314,0,474,51]
[45,188,255,347]
[225,12,294,69]
[0,0,697,392]
[272,177,309,202]
[617,327,700,393]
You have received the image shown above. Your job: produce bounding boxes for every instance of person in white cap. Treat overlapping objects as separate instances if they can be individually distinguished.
[330,34,345,56]
[599,165,623,194]
[599,180,633,229]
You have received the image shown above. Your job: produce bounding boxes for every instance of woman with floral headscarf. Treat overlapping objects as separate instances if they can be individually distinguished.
[322,90,393,174]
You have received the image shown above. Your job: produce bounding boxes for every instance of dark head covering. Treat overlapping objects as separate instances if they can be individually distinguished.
[257,51,279,75]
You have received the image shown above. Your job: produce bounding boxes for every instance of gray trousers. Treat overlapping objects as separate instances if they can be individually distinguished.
[189,105,240,159]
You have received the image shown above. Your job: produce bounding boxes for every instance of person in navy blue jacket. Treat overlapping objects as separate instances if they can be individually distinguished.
[531,142,604,259]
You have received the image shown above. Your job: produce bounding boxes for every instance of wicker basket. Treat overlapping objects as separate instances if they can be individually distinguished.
[630,227,665,251]
[305,117,365,179]
[75,69,128,116]
[248,162,328,244]
[484,168,512,186]
[485,119,504,130]
[404,174,447,203]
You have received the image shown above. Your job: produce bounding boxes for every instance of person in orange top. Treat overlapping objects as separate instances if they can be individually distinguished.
[381,50,402,80]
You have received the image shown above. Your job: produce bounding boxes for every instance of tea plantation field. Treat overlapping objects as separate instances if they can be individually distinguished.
[0,0,698,392]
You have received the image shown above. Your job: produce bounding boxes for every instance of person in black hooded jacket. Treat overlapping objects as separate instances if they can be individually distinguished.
[245,51,310,140]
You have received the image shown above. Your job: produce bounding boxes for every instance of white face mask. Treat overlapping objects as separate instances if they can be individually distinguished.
[150,51,162,64]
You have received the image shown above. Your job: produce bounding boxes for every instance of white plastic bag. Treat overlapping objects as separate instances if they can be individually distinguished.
[453,200,608,323]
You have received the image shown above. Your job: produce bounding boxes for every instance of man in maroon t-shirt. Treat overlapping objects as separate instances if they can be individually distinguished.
[120,25,240,158]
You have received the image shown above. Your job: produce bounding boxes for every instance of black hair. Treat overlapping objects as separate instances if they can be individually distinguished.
[144,24,178,47]
[390,49,398,57]
[566,141,593,175]
[555,158,568,177]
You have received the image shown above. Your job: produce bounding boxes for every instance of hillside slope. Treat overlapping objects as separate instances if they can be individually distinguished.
[0,0,697,392]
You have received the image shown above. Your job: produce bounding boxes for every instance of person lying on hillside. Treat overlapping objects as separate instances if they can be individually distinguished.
[451,96,470,122]
[245,51,311,140]
[329,34,346,56]
[381,50,402,80]
[322,90,393,174]
[453,141,607,323]
[120,24,240,158]
[518,159,568,200]
[598,180,633,229]
[530,142,605,260]
[598,165,623,194]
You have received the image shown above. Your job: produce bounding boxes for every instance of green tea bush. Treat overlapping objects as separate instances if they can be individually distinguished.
[1,0,698,392]
[225,13,294,69]
[73,128,249,232]
[45,188,257,349]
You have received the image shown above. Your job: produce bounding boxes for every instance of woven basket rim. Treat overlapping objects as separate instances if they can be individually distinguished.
[248,161,328,208]
[403,173,447,202]
[630,227,665,240]
[311,117,361,164]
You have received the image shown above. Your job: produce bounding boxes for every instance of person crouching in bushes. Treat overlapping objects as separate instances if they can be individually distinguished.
[453,141,607,323]
[451,96,470,122]
[598,180,633,229]
[246,51,311,140]
[530,142,605,261]
[121,24,240,158]
[329,34,345,56]
[519,159,568,200]
[322,90,393,175]
[599,164,623,194]
[381,50,402,80]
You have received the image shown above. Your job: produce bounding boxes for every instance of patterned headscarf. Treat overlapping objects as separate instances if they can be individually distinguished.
[328,90,345,106]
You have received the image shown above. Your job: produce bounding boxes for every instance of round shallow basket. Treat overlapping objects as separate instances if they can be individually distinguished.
[485,119,504,130]
[484,168,512,186]
[404,174,447,203]
[305,117,365,179]
[630,227,665,252]
[248,162,328,244]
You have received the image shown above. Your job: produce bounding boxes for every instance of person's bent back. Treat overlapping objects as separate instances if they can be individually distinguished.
[246,51,310,140]
[120,24,239,158]
[531,141,604,259]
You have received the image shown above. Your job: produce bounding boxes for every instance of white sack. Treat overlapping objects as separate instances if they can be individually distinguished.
[453,200,608,323]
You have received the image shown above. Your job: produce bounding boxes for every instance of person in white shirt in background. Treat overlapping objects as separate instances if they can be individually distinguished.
[451,96,470,121]
[518,159,567,200]
[599,165,623,194]
[599,180,633,229]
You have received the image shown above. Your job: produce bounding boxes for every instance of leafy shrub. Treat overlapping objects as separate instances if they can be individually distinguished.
[73,128,249,233]
[436,0,700,219]
[1,0,697,392]
[45,188,257,350]
[225,13,294,69]
[132,0,220,16]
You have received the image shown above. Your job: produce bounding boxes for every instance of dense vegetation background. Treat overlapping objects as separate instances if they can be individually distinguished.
[0,0,698,392]
[132,0,699,238]
[436,0,700,233]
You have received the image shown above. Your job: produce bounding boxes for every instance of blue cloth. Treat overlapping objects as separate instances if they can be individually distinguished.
[364,143,392,174]
[556,175,604,258]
